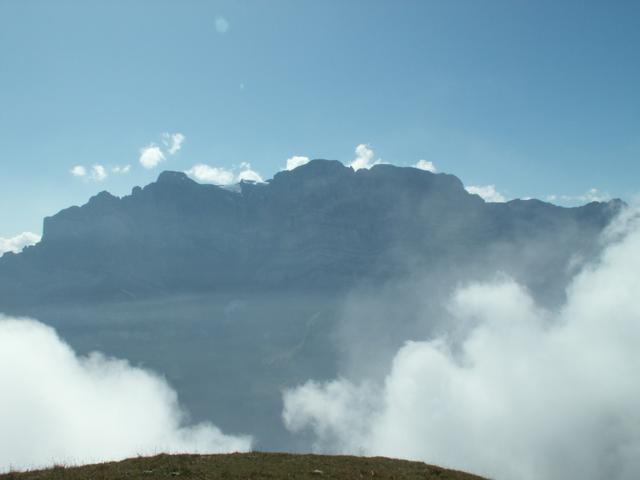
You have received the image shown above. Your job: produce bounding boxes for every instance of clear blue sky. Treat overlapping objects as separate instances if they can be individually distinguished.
[1,0,639,236]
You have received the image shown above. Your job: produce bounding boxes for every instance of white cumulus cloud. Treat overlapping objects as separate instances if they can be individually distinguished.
[0,316,251,472]
[349,144,381,171]
[139,145,166,169]
[0,232,41,257]
[465,184,506,203]
[70,165,86,177]
[285,156,310,171]
[186,164,235,185]
[237,162,263,183]
[414,160,437,172]
[283,206,640,480]
[163,133,185,155]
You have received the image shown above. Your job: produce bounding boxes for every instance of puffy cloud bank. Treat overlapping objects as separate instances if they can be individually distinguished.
[0,317,251,472]
[283,207,640,480]
[0,232,41,256]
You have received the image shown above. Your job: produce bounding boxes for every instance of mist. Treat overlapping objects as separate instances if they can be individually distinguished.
[283,206,640,480]
[0,316,251,472]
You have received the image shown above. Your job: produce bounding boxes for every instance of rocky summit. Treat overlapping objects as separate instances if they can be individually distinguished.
[0,160,622,307]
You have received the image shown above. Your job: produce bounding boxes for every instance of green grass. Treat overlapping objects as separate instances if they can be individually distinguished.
[0,452,487,480]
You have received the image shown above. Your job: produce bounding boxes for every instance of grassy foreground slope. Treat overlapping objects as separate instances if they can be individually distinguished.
[1,453,487,480]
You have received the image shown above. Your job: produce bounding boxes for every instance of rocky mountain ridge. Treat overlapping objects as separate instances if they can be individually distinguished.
[0,160,623,306]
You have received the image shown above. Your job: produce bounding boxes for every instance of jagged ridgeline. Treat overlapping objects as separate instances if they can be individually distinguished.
[0,160,622,307]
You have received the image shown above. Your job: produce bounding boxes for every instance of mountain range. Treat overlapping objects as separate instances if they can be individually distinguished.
[0,160,622,307]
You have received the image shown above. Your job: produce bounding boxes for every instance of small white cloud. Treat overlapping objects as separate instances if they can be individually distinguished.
[0,232,41,257]
[581,188,609,203]
[215,16,230,34]
[70,165,107,182]
[414,160,437,173]
[162,133,185,155]
[546,188,611,206]
[185,162,264,185]
[465,185,506,203]
[186,164,235,185]
[286,156,310,171]
[349,144,381,171]
[237,162,263,183]
[0,316,252,472]
[70,165,87,177]
[112,165,131,174]
[90,164,107,182]
[139,144,166,169]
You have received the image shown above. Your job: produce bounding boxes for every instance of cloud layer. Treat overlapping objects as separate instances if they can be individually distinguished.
[0,316,251,472]
[0,232,40,256]
[283,207,640,480]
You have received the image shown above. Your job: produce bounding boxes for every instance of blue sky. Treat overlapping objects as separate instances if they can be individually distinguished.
[1,0,639,239]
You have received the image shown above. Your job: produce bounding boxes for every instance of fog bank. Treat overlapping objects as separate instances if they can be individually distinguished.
[0,316,251,472]
[283,207,640,480]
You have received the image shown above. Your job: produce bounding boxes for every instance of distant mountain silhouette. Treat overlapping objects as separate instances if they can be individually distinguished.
[0,160,623,306]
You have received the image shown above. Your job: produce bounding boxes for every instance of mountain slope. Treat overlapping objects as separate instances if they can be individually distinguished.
[0,160,622,307]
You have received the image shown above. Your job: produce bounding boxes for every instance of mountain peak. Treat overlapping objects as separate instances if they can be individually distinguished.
[156,170,194,185]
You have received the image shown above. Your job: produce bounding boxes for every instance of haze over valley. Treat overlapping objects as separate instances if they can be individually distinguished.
[1,2,639,479]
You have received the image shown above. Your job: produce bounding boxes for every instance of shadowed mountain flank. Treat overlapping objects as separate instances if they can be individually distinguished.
[0,160,622,306]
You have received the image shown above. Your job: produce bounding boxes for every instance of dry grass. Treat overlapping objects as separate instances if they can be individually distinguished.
[0,452,487,480]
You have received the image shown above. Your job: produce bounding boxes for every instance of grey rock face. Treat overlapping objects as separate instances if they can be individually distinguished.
[0,160,623,306]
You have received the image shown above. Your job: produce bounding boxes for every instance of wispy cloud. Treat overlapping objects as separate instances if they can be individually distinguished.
[162,132,185,155]
[215,16,230,34]
[413,160,437,173]
[285,156,310,171]
[90,164,107,181]
[465,184,506,203]
[0,232,41,257]
[112,165,131,174]
[547,188,611,205]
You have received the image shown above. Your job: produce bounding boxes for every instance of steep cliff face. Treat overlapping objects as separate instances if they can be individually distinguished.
[0,160,623,306]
